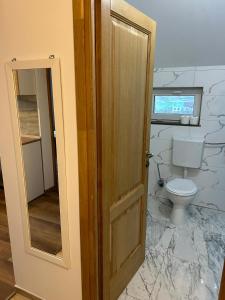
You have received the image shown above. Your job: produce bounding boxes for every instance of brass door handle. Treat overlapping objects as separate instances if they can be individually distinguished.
[146,152,153,168]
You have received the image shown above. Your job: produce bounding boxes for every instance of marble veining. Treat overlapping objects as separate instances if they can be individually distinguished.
[119,65,225,299]
[149,65,225,212]
[118,197,225,300]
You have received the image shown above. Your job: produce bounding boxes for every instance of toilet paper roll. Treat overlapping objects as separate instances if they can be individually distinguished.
[180,115,190,125]
[190,116,199,125]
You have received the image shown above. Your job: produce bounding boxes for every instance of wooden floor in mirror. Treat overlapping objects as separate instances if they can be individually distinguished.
[28,188,61,255]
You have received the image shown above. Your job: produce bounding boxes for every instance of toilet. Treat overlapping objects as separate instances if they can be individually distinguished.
[166,136,204,225]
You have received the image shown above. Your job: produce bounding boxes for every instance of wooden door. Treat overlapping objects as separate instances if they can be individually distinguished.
[96,1,156,299]
[219,261,225,300]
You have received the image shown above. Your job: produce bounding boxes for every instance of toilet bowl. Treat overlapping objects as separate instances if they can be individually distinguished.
[166,178,198,225]
[166,136,204,224]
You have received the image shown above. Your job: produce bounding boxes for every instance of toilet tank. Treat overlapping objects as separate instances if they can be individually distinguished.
[172,136,204,168]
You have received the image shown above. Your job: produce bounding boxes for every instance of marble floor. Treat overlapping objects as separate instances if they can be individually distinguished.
[119,197,225,300]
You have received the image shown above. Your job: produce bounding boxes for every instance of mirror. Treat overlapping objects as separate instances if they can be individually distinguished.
[15,68,62,256]
[6,60,70,265]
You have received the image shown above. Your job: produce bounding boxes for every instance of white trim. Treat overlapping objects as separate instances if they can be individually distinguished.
[5,58,71,268]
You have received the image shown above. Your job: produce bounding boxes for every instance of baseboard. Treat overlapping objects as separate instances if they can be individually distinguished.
[14,285,43,300]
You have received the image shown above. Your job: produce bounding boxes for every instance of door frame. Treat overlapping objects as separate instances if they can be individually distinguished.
[72,1,99,300]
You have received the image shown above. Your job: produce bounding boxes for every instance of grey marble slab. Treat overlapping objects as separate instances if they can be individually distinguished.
[150,65,225,212]
[119,198,225,300]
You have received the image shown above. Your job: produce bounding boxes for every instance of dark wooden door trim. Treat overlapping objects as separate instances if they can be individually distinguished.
[72,1,99,299]
[219,261,225,300]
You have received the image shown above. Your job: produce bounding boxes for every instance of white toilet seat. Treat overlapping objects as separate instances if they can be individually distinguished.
[166,178,197,197]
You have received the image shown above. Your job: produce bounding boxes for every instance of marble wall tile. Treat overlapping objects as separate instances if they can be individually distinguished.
[196,66,225,71]
[150,65,225,212]
[200,95,225,121]
[202,146,225,168]
[189,119,225,141]
[205,119,225,143]
[155,67,196,73]
[212,168,225,190]
[150,138,172,164]
[154,69,195,88]
[194,68,225,95]
[195,189,225,211]
[150,124,190,140]
[187,168,219,189]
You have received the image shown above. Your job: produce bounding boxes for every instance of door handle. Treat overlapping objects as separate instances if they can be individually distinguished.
[146,151,153,168]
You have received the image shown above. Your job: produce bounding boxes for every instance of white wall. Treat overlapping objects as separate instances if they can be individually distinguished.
[149,66,225,211]
[127,0,225,68]
[0,1,82,299]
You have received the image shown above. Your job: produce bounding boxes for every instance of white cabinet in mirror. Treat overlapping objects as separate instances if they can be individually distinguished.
[6,59,70,268]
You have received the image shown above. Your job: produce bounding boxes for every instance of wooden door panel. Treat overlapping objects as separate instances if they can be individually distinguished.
[96,0,156,299]
[110,16,150,296]
[112,18,148,201]
[110,185,144,221]
[111,197,141,274]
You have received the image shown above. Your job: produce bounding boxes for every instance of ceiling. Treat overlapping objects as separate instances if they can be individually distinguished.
[127,0,225,68]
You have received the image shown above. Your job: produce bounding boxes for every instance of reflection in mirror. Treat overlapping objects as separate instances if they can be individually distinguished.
[14,68,62,257]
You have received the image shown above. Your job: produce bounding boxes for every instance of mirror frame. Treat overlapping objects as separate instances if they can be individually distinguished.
[6,58,71,268]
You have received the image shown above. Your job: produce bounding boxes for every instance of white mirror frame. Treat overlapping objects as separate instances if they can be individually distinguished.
[6,58,71,268]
